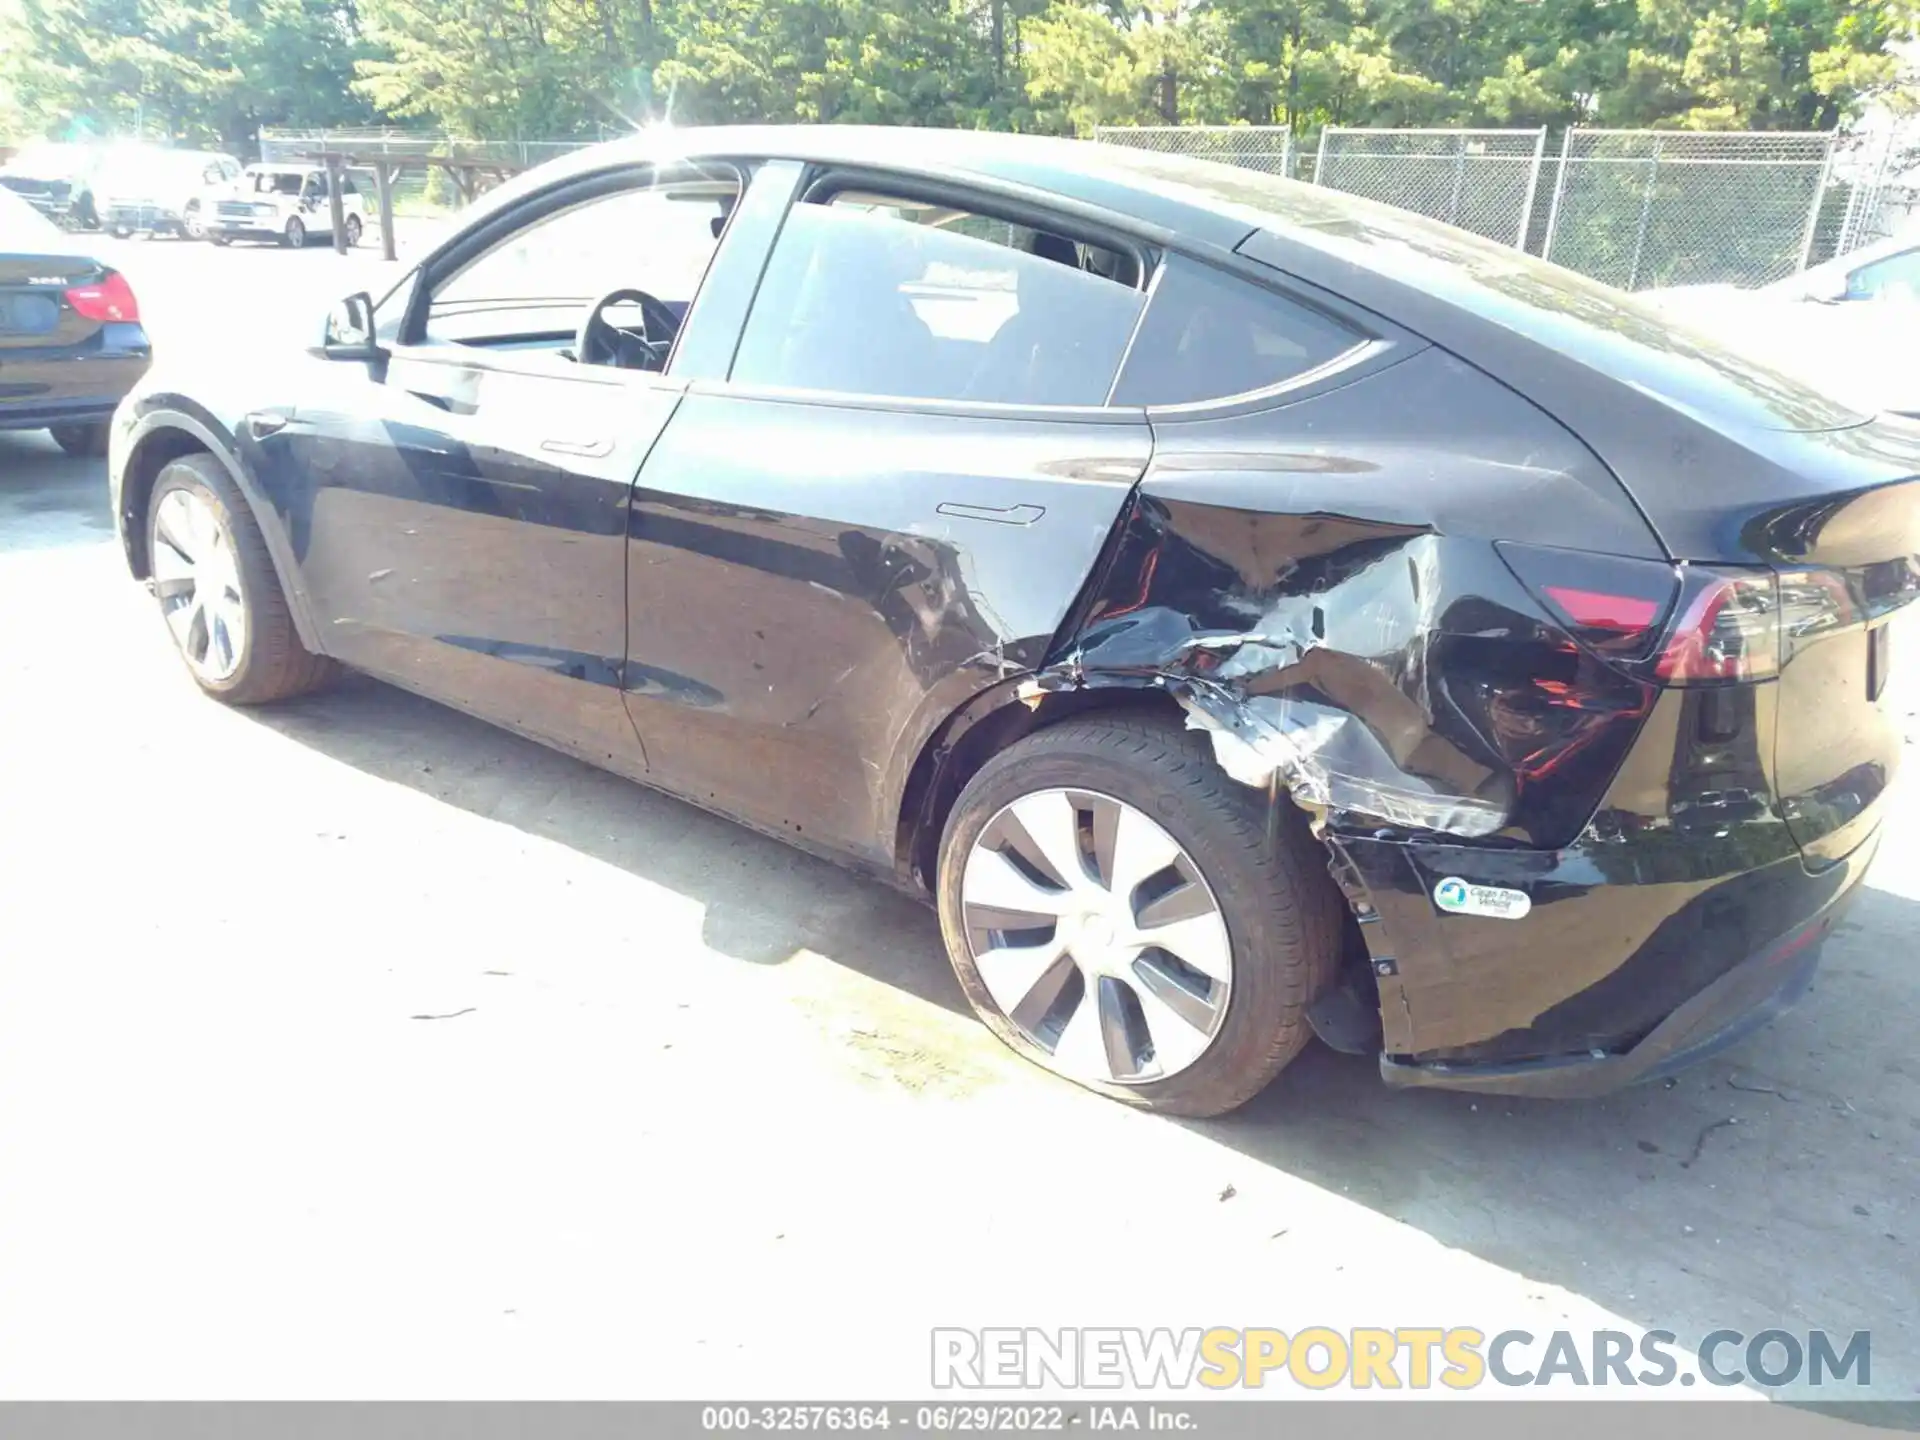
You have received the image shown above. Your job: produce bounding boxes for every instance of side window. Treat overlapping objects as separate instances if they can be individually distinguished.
[1110,254,1364,408]
[728,193,1147,407]
[1846,248,1920,301]
[421,173,740,350]
[341,176,359,197]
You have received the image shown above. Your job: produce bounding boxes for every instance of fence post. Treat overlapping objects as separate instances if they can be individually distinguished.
[1797,134,1837,271]
[1626,135,1662,290]
[375,163,397,263]
[1446,132,1468,227]
[1312,126,1333,187]
[1515,127,1547,251]
[1542,127,1576,264]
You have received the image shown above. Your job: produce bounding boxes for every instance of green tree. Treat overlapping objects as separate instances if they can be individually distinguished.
[1,0,371,149]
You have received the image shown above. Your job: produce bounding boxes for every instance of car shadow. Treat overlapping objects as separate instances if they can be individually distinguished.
[246,673,966,1012]
[0,431,114,555]
[244,672,1920,1397]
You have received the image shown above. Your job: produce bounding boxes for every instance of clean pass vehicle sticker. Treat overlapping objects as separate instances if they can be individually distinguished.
[1433,877,1532,919]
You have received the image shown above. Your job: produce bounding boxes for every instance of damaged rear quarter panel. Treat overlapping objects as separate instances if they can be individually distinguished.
[1027,345,1668,1035]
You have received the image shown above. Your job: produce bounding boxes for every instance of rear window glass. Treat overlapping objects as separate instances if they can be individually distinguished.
[1112,255,1362,406]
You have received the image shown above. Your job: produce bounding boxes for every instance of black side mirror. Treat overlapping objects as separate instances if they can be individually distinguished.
[322,292,379,361]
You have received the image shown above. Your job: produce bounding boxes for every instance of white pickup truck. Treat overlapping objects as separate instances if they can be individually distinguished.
[207,165,369,248]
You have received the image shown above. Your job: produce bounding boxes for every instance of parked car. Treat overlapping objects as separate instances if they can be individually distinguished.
[207,164,367,248]
[98,146,243,240]
[1643,231,1920,419]
[108,127,1918,1116]
[1,185,149,455]
[0,140,103,230]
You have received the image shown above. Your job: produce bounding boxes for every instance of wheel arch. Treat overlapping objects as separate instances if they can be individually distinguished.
[118,407,327,655]
[894,682,1192,894]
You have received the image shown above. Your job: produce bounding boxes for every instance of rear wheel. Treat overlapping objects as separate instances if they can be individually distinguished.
[49,422,109,458]
[282,216,306,249]
[936,714,1343,1118]
[146,454,337,704]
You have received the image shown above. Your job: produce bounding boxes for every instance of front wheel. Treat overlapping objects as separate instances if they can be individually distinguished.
[282,216,306,249]
[146,454,337,704]
[49,422,109,457]
[183,204,206,240]
[936,714,1343,1118]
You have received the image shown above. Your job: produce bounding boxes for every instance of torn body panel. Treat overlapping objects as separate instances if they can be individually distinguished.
[1021,346,1880,1076]
[1031,347,1662,851]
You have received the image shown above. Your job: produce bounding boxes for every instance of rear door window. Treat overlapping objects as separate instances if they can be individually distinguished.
[1111,254,1364,407]
[729,192,1147,407]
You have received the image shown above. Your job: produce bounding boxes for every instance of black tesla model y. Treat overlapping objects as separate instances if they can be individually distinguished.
[107,127,1917,1116]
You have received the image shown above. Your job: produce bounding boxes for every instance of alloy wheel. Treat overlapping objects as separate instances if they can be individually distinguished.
[959,788,1233,1085]
[151,487,248,684]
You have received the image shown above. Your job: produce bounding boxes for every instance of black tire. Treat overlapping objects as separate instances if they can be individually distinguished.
[49,422,109,458]
[146,453,338,705]
[936,713,1343,1118]
[343,214,363,247]
[283,216,306,249]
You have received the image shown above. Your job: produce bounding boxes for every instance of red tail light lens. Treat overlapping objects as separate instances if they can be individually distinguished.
[64,270,140,323]
[1496,543,1679,661]
[1654,570,1779,683]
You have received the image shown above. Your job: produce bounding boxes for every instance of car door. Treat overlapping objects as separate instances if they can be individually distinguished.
[620,171,1157,863]
[248,160,751,772]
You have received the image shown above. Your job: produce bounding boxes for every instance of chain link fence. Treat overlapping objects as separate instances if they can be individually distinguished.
[1090,124,1293,177]
[1312,126,1547,248]
[1540,129,1835,290]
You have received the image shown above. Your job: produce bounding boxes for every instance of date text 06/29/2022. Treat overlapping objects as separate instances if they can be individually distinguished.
[701,1406,1178,1432]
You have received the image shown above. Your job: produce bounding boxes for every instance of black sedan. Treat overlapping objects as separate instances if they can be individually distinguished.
[2,187,150,456]
[106,126,1917,1117]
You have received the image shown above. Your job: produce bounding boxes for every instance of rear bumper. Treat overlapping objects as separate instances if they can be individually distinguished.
[0,327,151,430]
[1378,832,1872,1097]
[1332,787,1884,1098]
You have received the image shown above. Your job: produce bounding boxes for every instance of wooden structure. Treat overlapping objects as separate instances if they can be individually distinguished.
[259,131,599,260]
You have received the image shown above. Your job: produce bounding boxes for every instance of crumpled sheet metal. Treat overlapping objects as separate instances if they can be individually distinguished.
[1024,538,1513,840]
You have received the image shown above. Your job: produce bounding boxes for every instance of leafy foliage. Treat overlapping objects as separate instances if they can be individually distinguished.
[1,0,1914,146]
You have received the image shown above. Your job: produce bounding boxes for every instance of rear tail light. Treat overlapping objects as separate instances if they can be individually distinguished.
[64,270,140,323]
[1654,569,1780,683]
[1496,543,1679,662]
[1501,544,1817,687]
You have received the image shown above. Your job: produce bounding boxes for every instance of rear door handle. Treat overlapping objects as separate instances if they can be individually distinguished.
[540,436,614,458]
[244,410,291,440]
[937,501,1045,526]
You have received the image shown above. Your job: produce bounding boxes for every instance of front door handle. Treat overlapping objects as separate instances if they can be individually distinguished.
[937,501,1046,526]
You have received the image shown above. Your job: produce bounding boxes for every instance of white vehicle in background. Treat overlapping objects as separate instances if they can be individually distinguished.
[207,164,368,248]
[98,146,243,239]
[1642,231,1920,419]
